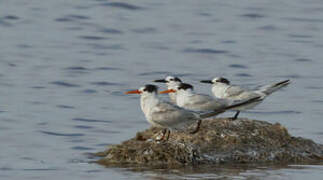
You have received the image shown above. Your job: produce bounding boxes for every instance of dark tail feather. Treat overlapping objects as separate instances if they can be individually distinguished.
[199,109,226,119]
[224,96,262,111]
[275,79,290,87]
[260,80,290,95]
[199,96,262,119]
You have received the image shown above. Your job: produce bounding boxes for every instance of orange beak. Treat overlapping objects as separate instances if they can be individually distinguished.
[125,89,141,94]
[159,89,176,94]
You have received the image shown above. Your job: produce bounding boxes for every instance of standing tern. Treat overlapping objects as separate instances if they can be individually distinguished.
[126,84,202,140]
[200,77,291,119]
[126,84,261,140]
[154,76,182,104]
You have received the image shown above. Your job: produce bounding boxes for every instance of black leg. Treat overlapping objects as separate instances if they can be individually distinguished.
[159,128,167,141]
[190,120,202,134]
[232,111,240,120]
[157,128,171,141]
[165,129,170,141]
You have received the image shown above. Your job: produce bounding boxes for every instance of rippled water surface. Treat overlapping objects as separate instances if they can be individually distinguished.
[1,0,323,179]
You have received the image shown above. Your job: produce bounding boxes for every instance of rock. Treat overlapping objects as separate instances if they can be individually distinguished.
[95,118,323,167]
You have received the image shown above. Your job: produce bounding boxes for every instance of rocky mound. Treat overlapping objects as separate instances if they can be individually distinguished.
[96,118,323,167]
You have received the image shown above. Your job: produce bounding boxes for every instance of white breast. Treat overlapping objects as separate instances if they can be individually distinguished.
[140,94,160,127]
[211,84,228,98]
[168,91,177,104]
[175,92,187,108]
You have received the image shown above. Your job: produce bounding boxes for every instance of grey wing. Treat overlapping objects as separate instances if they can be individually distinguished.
[226,86,260,100]
[151,102,198,129]
[225,85,245,98]
[187,94,225,111]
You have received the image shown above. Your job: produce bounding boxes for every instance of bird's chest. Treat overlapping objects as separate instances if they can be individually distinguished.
[140,97,158,120]
[168,92,177,104]
[212,86,228,98]
[176,95,186,107]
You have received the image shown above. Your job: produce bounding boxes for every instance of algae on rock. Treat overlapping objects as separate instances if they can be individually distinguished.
[96,118,323,167]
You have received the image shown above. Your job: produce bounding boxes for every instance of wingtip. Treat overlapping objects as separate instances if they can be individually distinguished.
[276,79,291,86]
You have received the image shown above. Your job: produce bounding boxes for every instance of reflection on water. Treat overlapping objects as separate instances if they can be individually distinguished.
[1,0,323,179]
[101,163,323,180]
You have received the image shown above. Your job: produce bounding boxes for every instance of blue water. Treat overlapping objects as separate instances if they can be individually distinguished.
[1,0,323,179]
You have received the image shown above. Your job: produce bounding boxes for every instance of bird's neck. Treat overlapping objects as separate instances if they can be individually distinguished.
[140,93,159,116]
[181,90,194,96]
[212,83,230,98]
[176,90,194,106]
[213,83,229,88]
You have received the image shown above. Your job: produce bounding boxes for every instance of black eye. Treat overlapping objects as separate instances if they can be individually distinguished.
[217,78,230,84]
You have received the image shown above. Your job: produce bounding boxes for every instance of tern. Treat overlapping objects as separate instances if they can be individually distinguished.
[160,83,249,112]
[200,77,291,119]
[154,76,182,103]
[126,84,261,140]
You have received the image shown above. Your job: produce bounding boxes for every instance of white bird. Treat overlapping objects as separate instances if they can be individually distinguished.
[126,84,261,140]
[160,82,254,112]
[200,77,291,119]
[154,76,182,104]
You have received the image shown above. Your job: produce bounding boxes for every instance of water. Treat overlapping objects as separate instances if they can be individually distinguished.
[1,0,323,179]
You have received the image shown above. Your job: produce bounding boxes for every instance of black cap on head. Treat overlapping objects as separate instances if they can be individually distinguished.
[217,77,230,85]
[178,83,193,90]
[173,77,182,82]
[144,84,158,93]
